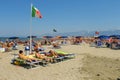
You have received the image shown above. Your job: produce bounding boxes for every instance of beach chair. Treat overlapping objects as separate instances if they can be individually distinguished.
[111,43,120,50]
[96,40,103,48]
[52,56,65,63]
[11,54,47,69]
[40,51,65,63]
[11,57,42,69]
[30,54,49,66]
[55,50,75,59]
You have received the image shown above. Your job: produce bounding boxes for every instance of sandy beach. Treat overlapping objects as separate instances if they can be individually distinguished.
[1,0,120,80]
[0,43,120,80]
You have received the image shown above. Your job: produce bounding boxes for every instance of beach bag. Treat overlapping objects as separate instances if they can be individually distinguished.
[0,48,5,52]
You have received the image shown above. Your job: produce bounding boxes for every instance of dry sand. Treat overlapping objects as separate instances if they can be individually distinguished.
[0,43,120,80]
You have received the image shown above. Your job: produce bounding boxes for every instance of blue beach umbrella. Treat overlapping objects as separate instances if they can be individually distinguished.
[109,35,120,39]
[60,36,68,38]
[27,36,37,38]
[98,35,110,40]
[9,37,19,39]
[43,36,53,39]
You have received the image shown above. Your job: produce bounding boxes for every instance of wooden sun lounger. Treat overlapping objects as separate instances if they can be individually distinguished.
[64,53,75,59]
[25,60,41,69]
[11,57,47,69]
[53,56,64,62]
[52,54,75,63]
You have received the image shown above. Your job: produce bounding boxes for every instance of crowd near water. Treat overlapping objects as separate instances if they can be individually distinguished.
[0,35,120,53]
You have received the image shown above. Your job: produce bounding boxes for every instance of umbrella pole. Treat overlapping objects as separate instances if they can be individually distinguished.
[29,3,33,54]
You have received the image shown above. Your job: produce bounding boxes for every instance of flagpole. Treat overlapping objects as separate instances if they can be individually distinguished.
[29,3,42,54]
[29,3,32,54]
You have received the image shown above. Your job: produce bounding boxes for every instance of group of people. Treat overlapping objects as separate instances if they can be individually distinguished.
[89,37,120,49]
[18,49,59,63]
[0,40,18,52]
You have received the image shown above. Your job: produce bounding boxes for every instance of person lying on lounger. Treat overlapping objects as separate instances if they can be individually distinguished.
[18,50,37,62]
[35,50,53,62]
[42,50,58,58]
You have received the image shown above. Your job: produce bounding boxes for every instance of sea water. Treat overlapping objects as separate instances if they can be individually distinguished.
[0,37,43,42]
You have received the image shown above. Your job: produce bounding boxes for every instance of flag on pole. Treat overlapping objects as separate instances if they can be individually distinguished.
[95,31,99,35]
[32,5,42,18]
[53,29,57,32]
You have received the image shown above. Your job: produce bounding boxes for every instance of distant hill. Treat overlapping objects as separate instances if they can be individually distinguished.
[40,30,120,37]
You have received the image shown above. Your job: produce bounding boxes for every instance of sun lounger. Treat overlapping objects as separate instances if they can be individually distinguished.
[28,54,49,66]
[53,56,64,63]
[111,43,120,50]
[25,60,41,68]
[63,54,75,59]
[55,50,75,59]
[11,58,42,69]
[11,55,47,69]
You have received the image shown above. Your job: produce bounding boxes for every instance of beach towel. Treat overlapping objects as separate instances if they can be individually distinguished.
[55,50,69,55]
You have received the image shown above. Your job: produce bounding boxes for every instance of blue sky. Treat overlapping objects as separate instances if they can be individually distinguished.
[0,0,120,37]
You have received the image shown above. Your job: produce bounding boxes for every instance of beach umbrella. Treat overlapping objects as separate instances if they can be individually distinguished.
[9,37,19,39]
[54,36,68,39]
[60,36,68,38]
[75,36,82,38]
[98,35,110,40]
[109,35,120,39]
[27,36,37,38]
[43,36,53,39]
